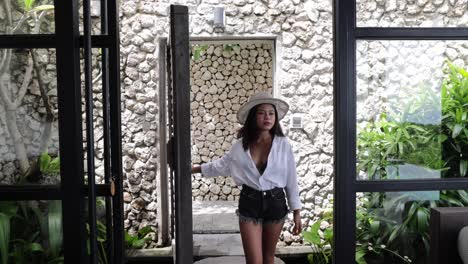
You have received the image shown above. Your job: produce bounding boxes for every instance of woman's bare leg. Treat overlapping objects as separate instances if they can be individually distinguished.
[240,221,263,264]
[261,221,284,264]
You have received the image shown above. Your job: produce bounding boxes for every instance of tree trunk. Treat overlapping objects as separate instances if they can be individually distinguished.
[4,108,30,175]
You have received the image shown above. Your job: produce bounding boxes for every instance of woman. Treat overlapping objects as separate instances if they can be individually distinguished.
[191,91,302,264]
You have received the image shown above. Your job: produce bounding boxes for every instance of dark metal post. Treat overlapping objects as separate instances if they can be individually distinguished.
[170,5,193,264]
[54,0,87,262]
[107,0,124,263]
[99,0,115,260]
[83,0,98,262]
[333,0,357,263]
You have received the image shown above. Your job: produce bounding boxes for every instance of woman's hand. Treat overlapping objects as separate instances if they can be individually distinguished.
[191,165,201,174]
[292,209,302,235]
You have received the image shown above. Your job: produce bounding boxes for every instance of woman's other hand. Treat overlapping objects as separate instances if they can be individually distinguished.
[292,209,302,235]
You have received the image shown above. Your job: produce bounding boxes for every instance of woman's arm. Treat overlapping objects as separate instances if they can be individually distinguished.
[284,139,302,235]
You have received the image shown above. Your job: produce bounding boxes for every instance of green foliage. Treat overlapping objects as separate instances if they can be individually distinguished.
[48,201,62,259]
[441,62,468,177]
[18,0,36,11]
[351,62,468,263]
[191,44,241,61]
[358,62,467,180]
[39,152,60,175]
[17,0,54,13]
[0,201,64,264]
[86,219,109,264]
[125,226,152,249]
[0,202,17,264]
[191,44,208,61]
[302,211,333,264]
[303,207,411,264]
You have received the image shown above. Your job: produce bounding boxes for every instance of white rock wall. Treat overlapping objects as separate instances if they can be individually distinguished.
[190,42,274,202]
[357,0,468,27]
[119,0,334,246]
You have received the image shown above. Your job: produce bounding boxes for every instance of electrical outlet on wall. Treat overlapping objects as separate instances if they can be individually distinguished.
[290,114,303,129]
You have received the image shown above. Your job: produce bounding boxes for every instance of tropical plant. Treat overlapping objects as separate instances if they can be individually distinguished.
[0,201,63,264]
[125,226,152,249]
[191,43,241,61]
[350,61,468,263]
[441,62,468,178]
[86,219,109,264]
[38,152,60,175]
[303,207,412,264]
[302,210,333,264]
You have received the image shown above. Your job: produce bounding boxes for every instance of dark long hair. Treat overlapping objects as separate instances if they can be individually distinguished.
[237,104,285,150]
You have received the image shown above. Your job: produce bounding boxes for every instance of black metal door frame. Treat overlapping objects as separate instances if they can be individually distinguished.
[0,0,124,263]
[166,5,193,264]
[333,1,468,263]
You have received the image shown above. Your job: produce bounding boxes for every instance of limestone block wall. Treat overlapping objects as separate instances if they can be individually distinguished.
[190,42,274,202]
[119,0,334,246]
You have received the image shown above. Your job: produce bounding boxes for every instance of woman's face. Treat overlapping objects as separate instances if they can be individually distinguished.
[255,104,276,131]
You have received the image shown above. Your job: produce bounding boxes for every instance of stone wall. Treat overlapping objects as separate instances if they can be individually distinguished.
[190,42,274,202]
[119,0,334,246]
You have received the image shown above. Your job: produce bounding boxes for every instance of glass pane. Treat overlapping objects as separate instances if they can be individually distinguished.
[0,49,59,185]
[356,0,468,27]
[189,41,274,201]
[0,200,63,263]
[0,0,55,34]
[356,191,468,263]
[356,40,468,180]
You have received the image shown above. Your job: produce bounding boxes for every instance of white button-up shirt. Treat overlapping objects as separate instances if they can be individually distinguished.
[201,136,302,210]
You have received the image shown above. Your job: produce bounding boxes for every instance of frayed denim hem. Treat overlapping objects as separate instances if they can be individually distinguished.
[263,213,288,225]
[236,209,288,225]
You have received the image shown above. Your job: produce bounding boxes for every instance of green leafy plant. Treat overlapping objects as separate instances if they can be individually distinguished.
[302,211,333,264]
[125,226,152,249]
[0,201,64,264]
[86,219,109,264]
[303,207,411,264]
[0,202,18,264]
[191,44,241,61]
[191,44,208,61]
[441,62,468,177]
[353,62,468,263]
[39,152,60,175]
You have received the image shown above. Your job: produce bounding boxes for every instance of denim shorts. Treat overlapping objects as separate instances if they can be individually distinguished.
[236,184,289,225]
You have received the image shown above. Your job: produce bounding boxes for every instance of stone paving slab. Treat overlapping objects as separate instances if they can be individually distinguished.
[194,256,285,264]
[193,201,239,233]
[193,234,244,256]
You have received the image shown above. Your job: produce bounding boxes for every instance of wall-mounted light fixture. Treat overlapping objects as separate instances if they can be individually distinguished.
[213,6,225,28]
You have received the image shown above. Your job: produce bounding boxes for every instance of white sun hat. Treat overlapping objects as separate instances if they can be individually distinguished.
[236,91,290,124]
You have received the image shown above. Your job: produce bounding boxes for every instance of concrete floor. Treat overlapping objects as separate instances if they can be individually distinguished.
[128,201,314,262]
[194,256,285,264]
